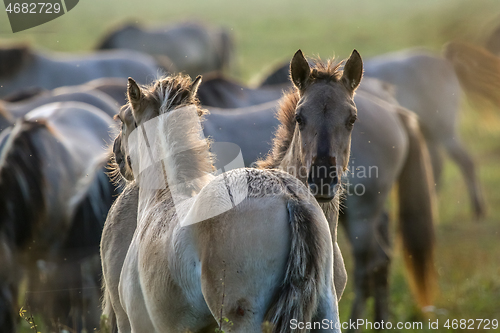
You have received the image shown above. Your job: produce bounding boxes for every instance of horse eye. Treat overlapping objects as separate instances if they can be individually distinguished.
[347,115,357,129]
[295,114,304,127]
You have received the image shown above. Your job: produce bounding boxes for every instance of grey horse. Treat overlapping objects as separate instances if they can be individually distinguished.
[97,22,233,77]
[2,86,120,119]
[0,45,160,98]
[364,48,485,218]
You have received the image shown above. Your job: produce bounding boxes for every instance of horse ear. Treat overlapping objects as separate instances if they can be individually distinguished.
[342,50,363,93]
[189,75,202,97]
[127,77,142,106]
[290,49,311,90]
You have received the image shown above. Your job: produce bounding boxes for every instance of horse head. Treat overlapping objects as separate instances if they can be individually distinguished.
[285,49,363,202]
[111,74,203,182]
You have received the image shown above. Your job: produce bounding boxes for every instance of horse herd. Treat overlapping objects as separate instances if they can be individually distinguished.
[0,21,499,333]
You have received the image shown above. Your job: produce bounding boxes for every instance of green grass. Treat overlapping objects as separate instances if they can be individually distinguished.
[2,0,500,332]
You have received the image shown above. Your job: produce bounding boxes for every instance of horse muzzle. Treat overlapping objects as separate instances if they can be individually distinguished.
[307,164,339,202]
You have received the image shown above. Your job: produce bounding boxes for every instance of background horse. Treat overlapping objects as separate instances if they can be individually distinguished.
[0,102,116,332]
[363,48,487,219]
[2,86,120,120]
[97,22,233,76]
[0,45,160,98]
[81,77,130,107]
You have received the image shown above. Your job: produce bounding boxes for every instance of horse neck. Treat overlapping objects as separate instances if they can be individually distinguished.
[134,105,214,204]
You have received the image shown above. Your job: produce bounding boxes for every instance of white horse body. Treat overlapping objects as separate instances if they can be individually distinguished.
[105,77,342,332]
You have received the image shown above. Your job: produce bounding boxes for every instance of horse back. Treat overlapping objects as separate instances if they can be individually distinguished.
[350,92,409,189]
[365,50,461,140]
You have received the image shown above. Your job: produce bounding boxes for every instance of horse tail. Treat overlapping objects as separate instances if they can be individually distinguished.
[443,41,500,108]
[264,197,327,333]
[396,108,437,308]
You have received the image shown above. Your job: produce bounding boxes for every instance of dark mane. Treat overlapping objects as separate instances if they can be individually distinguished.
[0,119,47,248]
[260,61,290,87]
[0,45,33,79]
[65,157,118,259]
[197,73,245,106]
[257,58,342,169]
[2,87,46,103]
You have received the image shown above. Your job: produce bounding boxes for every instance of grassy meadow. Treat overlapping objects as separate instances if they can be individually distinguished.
[1,0,499,331]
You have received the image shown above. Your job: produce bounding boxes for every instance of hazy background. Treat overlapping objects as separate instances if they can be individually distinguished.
[1,0,499,331]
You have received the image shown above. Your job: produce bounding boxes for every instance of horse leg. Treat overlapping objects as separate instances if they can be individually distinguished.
[333,242,348,301]
[341,191,388,333]
[426,140,443,189]
[119,243,154,333]
[443,137,485,219]
[372,211,391,326]
[341,215,374,332]
[311,281,342,333]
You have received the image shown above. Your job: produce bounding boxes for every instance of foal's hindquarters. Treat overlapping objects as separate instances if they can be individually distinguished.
[118,168,340,333]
